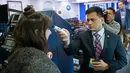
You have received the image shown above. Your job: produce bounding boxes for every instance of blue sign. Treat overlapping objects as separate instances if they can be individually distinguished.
[66,5,71,11]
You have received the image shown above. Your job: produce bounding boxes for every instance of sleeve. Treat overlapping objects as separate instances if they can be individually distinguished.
[64,33,82,55]
[114,22,120,34]
[103,23,120,34]
[107,36,127,72]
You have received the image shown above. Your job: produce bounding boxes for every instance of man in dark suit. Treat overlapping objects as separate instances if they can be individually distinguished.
[115,1,130,33]
[115,1,130,51]
[57,7,127,73]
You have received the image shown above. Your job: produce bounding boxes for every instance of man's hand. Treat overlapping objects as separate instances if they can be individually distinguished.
[92,60,109,71]
[47,52,53,59]
[56,28,70,46]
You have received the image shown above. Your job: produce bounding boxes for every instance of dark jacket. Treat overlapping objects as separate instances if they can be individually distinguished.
[2,47,61,73]
[115,9,130,34]
[64,29,127,73]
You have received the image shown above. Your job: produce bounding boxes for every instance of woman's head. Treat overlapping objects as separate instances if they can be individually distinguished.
[13,6,52,53]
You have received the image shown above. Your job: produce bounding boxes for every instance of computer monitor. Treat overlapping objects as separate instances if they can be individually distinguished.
[0,4,8,23]
[11,14,20,23]
[5,39,14,46]
[1,37,15,51]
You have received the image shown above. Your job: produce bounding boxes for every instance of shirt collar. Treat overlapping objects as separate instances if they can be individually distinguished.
[120,8,126,12]
[92,27,104,37]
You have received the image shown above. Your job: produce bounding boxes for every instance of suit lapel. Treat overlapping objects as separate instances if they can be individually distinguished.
[125,9,129,20]
[118,11,121,20]
[88,31,96,58]
[100,30,110,58]
[118,11,122,24]
[88,31,94,49]
[84,31,95,57]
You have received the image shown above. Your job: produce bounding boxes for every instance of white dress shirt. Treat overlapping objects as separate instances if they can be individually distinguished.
[92,27,105,49]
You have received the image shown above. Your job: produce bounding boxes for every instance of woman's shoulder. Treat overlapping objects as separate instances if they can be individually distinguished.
[8,47,61,73]
[14,47,48,62]
[11,47,46,59]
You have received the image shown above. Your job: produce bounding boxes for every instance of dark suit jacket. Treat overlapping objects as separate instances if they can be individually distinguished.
[115,9,130,34]
[64,29,127,73]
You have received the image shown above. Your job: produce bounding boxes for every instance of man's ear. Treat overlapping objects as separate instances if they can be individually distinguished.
[101,17,105,23]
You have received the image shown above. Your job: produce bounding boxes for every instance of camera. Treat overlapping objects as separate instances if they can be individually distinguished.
[103,10,108,23]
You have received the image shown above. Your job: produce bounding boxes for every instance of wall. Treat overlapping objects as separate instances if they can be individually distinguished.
[79,3,86,20]
[0,0,79,19]
[34,0,79,19]
[0,0,7,4]
[54,1,79,19]
[81,1,119,20]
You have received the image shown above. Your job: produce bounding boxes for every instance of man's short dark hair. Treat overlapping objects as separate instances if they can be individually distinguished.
[118,1,125,5]
[85,7,103,17]
[107,7,115,14]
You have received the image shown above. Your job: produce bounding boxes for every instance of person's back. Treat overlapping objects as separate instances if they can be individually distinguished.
[2,47,60,73]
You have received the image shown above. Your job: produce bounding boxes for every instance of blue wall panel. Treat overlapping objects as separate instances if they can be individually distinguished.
[80,3,86,20]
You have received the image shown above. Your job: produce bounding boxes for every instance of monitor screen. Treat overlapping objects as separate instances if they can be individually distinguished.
[11,14,20,23]
[5,39,14,46]
[0,4,8,23]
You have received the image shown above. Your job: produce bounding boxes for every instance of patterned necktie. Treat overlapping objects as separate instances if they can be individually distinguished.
[94,33,102,59]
